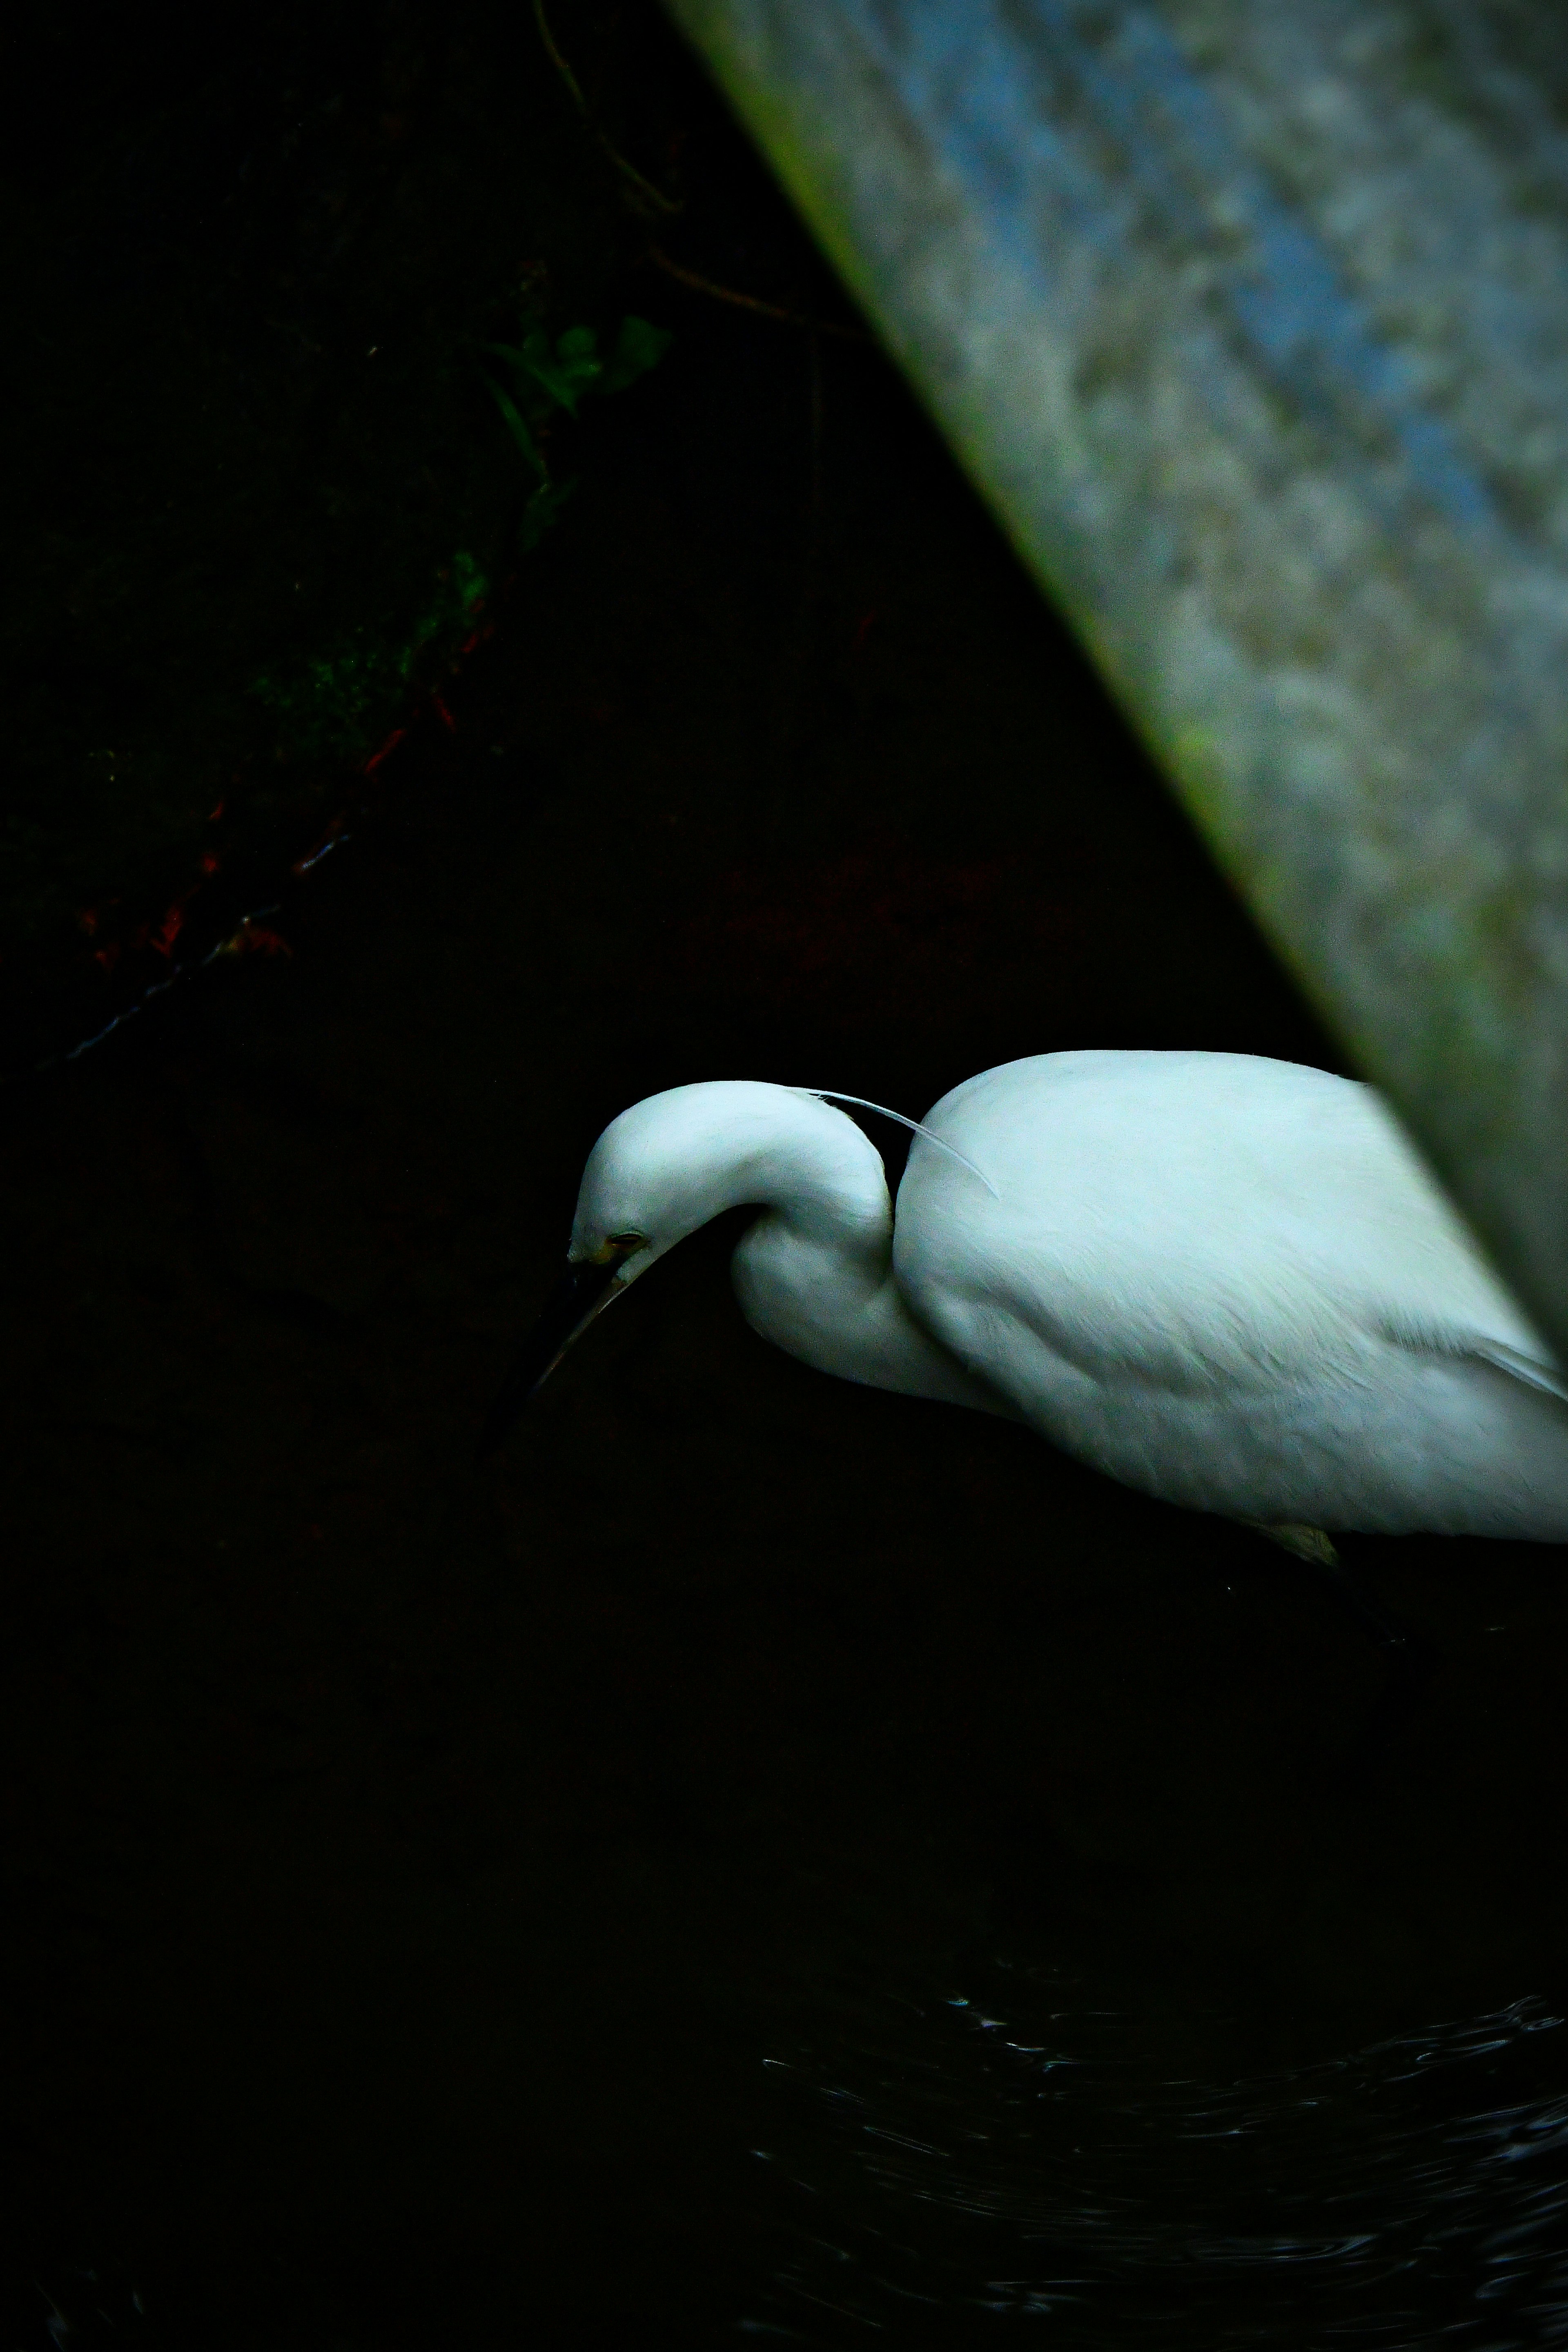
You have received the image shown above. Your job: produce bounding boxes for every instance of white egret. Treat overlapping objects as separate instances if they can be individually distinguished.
[480,1051,1568,1550]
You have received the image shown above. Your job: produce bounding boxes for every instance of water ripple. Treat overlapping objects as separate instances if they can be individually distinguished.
[742,1971,1568,2343]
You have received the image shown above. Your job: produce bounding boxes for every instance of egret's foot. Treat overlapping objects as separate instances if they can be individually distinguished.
[1240,1517,1442,1794]
[1252,1520,1340,1567]
[1244,1519,1434,1684]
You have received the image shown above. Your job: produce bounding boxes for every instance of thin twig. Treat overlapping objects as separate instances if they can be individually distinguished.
[532,0,588,111]
[532,0,682,218]
[646,246,871,342]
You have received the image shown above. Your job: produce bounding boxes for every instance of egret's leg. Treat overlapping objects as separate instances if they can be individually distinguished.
[1254,1521,1339,1567]
[1245,1520,1426,1673]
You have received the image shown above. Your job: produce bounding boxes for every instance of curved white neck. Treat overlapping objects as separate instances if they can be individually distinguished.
[737,1089,896,1260]
[709,1089,1011,1420]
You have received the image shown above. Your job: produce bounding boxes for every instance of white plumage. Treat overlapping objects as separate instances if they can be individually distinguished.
[539,1051,1568,1542]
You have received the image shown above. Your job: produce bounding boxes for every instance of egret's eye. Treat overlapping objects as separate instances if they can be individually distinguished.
[606,1232,646,1252]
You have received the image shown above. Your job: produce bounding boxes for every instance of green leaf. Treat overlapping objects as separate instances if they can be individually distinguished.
[484,376,548,478]
[526,349,600,414]
[452,549,488,609]
[601,314,673,393]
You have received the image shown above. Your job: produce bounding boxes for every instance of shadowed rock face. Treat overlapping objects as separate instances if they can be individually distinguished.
[665,0,1568,1363]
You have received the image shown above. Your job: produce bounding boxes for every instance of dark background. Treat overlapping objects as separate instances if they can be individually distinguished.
[7,5,1568,2345]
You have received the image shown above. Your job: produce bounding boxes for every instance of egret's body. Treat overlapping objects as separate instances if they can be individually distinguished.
[507,1052,1568,1541]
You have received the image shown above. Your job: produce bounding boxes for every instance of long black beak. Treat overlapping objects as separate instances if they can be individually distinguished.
[475,1257,626,1461]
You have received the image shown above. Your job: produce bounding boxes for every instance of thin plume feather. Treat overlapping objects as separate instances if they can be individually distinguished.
[793,1089,1001,1199]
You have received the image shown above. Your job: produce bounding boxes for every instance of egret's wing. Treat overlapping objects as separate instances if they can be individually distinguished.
[902,1049,1568,1406]
[1433,1334,1568,1408]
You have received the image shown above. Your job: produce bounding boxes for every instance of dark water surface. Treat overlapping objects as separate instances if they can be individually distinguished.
[8,9,1568,2345]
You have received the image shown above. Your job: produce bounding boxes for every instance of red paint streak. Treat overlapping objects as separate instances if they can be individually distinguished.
[93,943,121,973]
[363,726,407,775]
[431,689,457,734]
[198,851,221,876]
[77,909,99,936]
[151,904,185,957]
[209,800,225,822]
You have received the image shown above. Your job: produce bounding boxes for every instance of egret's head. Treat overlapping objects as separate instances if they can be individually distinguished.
[566,1084,776,1281]
[476,1082,813,1459]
